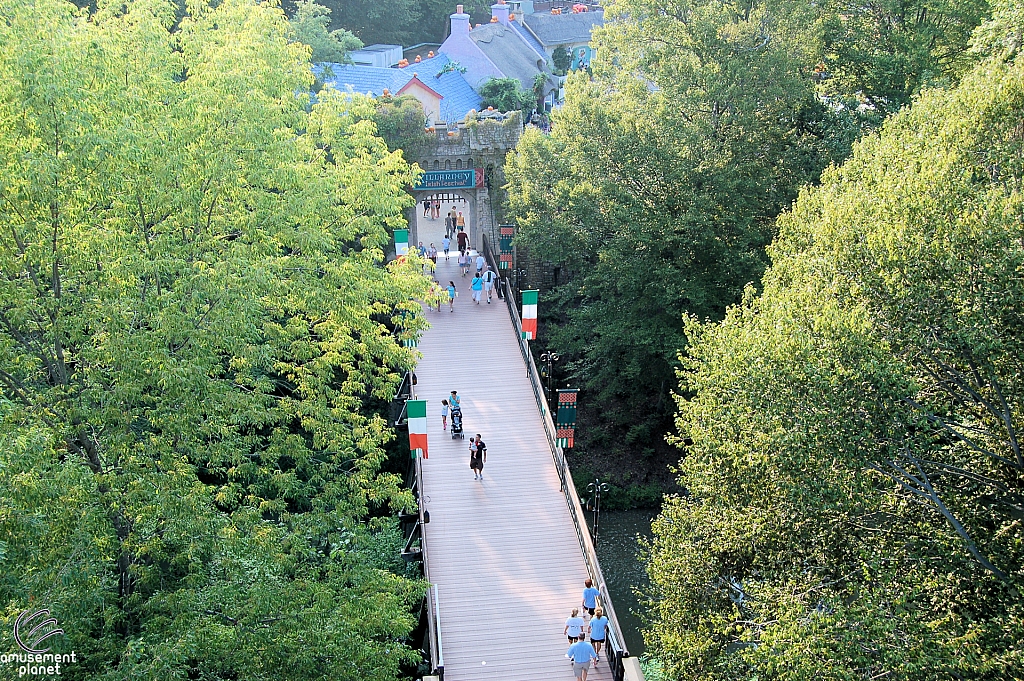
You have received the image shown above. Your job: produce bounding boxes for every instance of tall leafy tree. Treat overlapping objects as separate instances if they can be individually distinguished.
[289,0,362,62]
[646,12,1024,678]
[478,77,537,118]
[505,0,854,479]
[0,1,430,679]
[819,0,991,116]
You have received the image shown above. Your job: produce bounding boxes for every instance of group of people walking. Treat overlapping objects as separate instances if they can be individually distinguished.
[564,579,610,680]
[425,248,498,313]
[437,389,611,680]
[421,197,467,239]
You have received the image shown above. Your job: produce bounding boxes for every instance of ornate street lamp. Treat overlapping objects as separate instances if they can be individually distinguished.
[539,351,560,408]
[587,479,610,546]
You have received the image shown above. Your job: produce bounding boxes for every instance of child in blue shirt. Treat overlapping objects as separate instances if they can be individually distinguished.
[581,578,600,616]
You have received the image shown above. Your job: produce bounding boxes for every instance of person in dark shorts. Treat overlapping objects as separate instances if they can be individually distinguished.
[581,578,600,617]
[588,607,609,662]
[456,229,468,253]
[470,434,486,479]
[564,608,585,643]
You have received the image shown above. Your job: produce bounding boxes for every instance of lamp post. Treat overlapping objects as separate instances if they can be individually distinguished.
[587,479,610,546]
[513,268,528,296]
[539,351,560,409]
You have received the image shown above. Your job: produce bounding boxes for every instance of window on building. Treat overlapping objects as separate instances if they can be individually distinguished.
[456,159,463,170]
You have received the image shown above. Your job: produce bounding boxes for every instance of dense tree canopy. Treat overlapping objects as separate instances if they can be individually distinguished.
[289,0,362,62]
[303,0,493,48]
[478,77,538,119]
[645,12,1024,678]
[369,93,436,164]
[0,1,430,679]
[506,0,857,481]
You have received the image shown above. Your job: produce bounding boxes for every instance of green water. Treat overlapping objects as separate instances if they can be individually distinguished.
[590,509,656,657]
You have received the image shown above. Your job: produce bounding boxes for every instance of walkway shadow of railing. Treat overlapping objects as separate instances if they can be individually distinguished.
[480,234,644,681]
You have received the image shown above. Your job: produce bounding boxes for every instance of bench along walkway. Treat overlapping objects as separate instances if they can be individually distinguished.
[413,253,642,681]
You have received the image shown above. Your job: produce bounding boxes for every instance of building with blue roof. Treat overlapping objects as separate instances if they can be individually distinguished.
[315,53,483,126]
[312,2,602,124]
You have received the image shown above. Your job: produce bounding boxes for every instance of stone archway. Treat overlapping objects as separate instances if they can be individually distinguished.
[410,187,486,253]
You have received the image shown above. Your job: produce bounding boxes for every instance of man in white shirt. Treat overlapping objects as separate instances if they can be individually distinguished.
[482,267,497,303]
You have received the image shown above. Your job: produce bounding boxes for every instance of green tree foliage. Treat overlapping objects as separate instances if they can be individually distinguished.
[302,0,493,48]
[478,76,537,118]
[505,0,856,477]
[0,0,431,678]
[551,46,571,75]
[646,22,1024,679]
[370,93,435,164]
[819,0,990,116]
[289,0,362,62]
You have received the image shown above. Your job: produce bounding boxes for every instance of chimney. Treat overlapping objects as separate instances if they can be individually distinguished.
[491,0,510,25]
[450,4,471,35]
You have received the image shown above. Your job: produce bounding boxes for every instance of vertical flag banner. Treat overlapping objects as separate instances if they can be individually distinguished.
[556,389,578,449]
[394,229,409,257]
[499,225,514,270]
[407,399,428,458]
[522,290,538,340]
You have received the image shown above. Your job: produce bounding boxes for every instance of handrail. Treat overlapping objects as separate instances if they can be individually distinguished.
[432,584,444,673]
[480,233,504,299]
[415,455,444,679]
[499,277,636,680]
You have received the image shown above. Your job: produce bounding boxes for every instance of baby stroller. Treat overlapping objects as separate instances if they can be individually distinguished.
[450,407,465,439]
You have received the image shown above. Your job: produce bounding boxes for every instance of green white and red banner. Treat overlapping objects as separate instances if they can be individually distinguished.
[499,225,514,270]
[556,389,578,449]
[521,290,538,340]
[407,399,428,458]
[394,229,409,257]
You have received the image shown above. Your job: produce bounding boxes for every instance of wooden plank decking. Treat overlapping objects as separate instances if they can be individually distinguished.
[414,249,614,680]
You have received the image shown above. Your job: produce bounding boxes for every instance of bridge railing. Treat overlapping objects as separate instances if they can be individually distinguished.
[411,454,445,679]
[497,276,643,681]
[396,371,445,680]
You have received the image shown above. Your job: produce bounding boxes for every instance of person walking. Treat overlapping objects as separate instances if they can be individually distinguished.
[482,266,496,303]
[564,608,585,643]
[470,434,486,480]
[428,243,438,266]
[449,390,461,411]
[422,197,431,218]
[444,212,453,238]
[581,578,600,617]
[566,633,598,681]
[456,211,466,232]
[456,229,468,254]
[417,241,426,256]
[433,198,441,219]
[442,235,451,260]
[447,281,456,313]
[588,607,609,662]
[440,399,449,431]
[470,272,483,304]
[458,250,469,276]
[428,279,443,311]
[475,252,485,276]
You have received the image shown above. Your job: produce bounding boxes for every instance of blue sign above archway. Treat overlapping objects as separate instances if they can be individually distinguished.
[414,169,483,191]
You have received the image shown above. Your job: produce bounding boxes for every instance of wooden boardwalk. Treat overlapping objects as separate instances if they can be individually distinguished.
[414,251,614,681]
